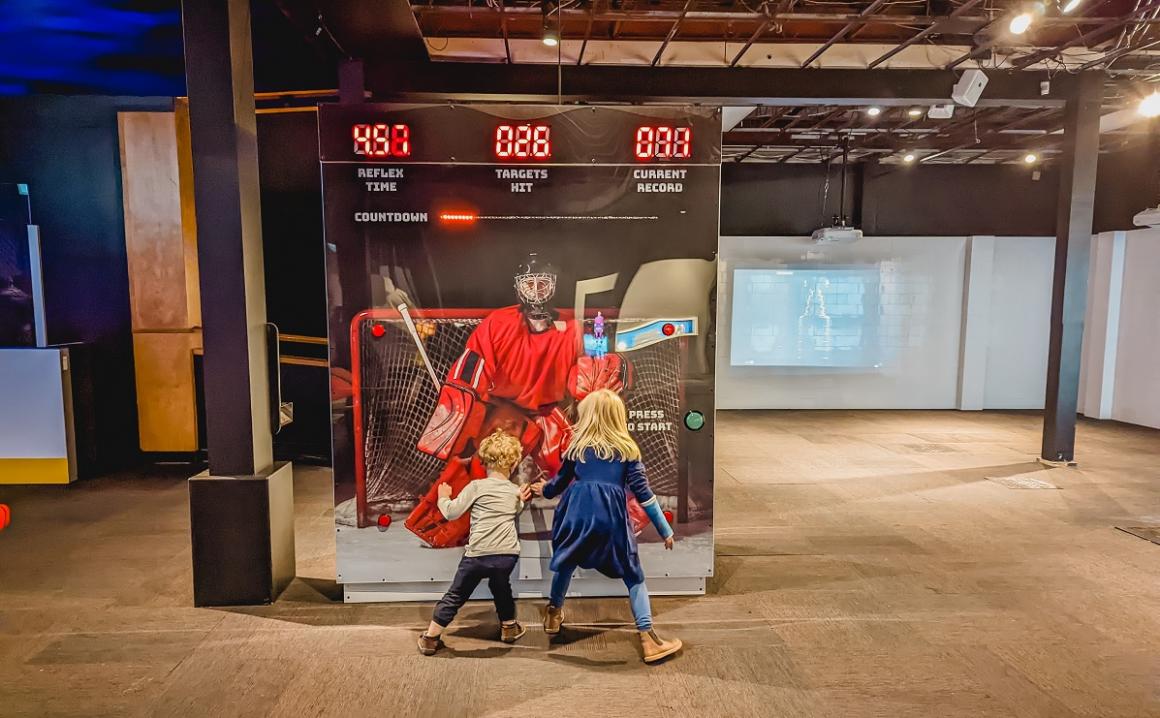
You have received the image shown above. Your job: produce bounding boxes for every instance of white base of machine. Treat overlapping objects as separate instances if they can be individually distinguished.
[343,574,706,603]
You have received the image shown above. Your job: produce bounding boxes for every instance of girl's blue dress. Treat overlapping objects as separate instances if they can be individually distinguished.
[542,447,656,585]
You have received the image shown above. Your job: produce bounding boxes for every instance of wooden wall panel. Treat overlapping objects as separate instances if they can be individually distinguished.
[119,109,202,452]
[174,99,202,329]
[133,331,202,452]
[118,111,198,331]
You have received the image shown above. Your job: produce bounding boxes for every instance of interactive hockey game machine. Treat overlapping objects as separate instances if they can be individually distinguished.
[319,104,720,602]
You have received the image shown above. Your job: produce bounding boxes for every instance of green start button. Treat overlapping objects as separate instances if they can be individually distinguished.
[684,410,706,431]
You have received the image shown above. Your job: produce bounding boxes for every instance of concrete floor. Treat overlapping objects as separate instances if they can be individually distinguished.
[2,410,1159,717]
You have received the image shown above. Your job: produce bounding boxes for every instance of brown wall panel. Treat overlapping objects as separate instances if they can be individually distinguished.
[118,111,198,331]
[174,99,202,329]
[119,109,203,452]
[132,330,202,452]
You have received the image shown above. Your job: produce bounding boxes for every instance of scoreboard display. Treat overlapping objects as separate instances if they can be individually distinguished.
[319,103,720,165]
[320,104,720,602]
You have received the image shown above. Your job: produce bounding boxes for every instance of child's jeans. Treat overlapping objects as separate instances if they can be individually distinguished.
[549,566,653,632]
[432,554,519,627]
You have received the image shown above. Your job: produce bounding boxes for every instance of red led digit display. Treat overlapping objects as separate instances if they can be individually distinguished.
[352,124,411,157]
[634,126,692,160]
[495,124,551,159]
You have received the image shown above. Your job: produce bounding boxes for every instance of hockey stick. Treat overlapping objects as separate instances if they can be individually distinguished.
[396,303,441,390]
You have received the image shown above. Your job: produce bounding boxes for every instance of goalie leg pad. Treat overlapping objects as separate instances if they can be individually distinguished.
[417,383,485,460]
[404,458,481,548]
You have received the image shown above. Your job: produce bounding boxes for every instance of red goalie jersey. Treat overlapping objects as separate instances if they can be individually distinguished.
[404,305,636,548]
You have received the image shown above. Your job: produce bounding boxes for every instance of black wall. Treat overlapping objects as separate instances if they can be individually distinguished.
[0,95,173,472]
[722,144,1159,237]
[256,111,330,461]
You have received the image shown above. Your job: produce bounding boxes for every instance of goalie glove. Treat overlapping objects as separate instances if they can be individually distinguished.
[417,383,486,460]
[626,494,650,537]
[568,353,632,401]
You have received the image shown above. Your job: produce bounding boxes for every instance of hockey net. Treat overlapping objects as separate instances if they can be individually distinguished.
[351,309,684,528]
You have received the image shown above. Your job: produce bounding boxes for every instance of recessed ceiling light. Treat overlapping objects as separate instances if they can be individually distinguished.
[867,107,882,117]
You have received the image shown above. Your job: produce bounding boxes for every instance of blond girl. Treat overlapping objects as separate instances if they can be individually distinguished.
[532,389,682,663]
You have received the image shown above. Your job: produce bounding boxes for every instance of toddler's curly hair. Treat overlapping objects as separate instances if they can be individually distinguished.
[476,429,523,477]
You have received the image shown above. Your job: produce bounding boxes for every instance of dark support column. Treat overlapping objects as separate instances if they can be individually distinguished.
[182,0,271,477]
[182,0,293,606]
[1041,71,1102,463]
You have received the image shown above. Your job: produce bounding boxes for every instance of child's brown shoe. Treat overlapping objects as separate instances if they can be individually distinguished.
[500,621,526,643]
[640,630,682,664]
[544,605,564,635]
[417,632,444,656]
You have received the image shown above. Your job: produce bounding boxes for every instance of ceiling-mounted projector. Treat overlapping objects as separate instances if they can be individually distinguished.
[1133,206,1160,228]
[812,225,863,243]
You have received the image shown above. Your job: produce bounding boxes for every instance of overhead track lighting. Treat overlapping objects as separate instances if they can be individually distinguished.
[866,107,882,117]
[1024,153,1038,164]
[908,108,923,118]
[903,153,917,163]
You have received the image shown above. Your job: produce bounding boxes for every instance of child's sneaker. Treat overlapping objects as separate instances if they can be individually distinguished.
[417,632,444,656]
[500,621,526,643]
[544,605,564,634]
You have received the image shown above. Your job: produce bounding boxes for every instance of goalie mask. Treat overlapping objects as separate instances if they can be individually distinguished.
[514,253,557,321]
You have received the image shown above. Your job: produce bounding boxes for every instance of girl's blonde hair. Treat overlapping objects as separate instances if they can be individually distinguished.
[477,429,523,476]
[564,389,641,462]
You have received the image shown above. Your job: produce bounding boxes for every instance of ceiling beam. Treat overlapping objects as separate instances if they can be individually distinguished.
[409,4,1153,26]
[652,0,696,66]
[364,61,1071,106]
[1013,0,1160,69]
[800,0,890,68]
[1076,35,1160,70]
[730,17,770,67]
[578,0,597,65]
[868,0,985,69]
[498,0,511,64]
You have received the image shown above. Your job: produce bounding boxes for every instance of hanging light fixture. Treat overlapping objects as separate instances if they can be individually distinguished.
[866,106,882,117]
[1023,152,1038,164]
[903,152,917,163]
[1061,0,1082,12]
[1009,12,1034,34]
[542,0,560,46]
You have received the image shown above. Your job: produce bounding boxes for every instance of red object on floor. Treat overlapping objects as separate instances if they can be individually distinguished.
[663,510,674,526]
[0,504,10,531]
[377,514,392,528]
